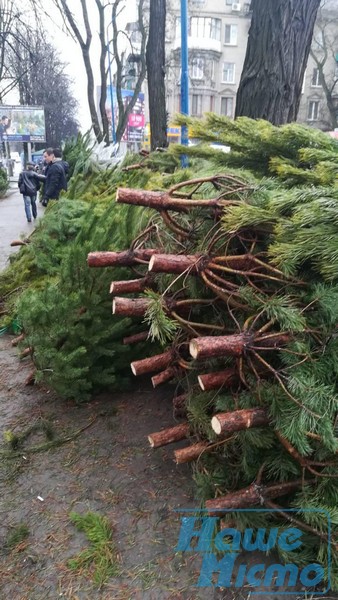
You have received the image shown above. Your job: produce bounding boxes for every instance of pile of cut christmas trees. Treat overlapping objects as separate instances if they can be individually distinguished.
[88,116,338,587]
[0,133,182,401]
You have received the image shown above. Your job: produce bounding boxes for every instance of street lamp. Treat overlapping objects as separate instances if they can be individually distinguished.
[180,0,189,167]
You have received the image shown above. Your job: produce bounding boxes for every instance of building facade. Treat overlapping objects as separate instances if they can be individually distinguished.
[298,2,338,131]
[165,0,338,131]
[165,0,251,121]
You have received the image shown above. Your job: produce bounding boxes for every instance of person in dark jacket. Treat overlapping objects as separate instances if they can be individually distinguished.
[18,162,45,222]
[53,147,69,179]
[42,148,67,207]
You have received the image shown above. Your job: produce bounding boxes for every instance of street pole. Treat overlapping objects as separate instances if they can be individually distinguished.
[107,24,116,144]
[180,0,189,168]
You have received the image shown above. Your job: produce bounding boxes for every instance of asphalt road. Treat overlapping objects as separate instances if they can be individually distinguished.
[0,180,44,271]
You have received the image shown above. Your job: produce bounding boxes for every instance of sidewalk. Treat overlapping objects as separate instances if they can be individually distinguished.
[0,185,44,271]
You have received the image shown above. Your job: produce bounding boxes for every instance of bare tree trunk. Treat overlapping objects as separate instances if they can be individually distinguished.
[58,0,103,142]
[113,0,147,143]
[95,0,110,144]
[146,0,168,149]
[235,0,321,124]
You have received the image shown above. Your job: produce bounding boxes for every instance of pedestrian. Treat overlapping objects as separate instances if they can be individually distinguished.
[18,162,45,222]
[53,147,69,179]
[0,115,9,137]
[41,148,67,207]
[0,115,9,158]
[39,150,49,175]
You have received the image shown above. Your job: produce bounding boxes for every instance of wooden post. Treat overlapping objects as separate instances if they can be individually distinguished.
[110,277,152,294]
[151,367,176,387]
[190,334,249,360]
[174,441,210,464]
[205,480,312,514]
[148,423,190,448]
[149,253,201,274]
[112,297,151,317]
[116,187,230,211]
[87,248,158,267]
[131,350,172,376]
[198,368,238,391]
[211,407,269,436]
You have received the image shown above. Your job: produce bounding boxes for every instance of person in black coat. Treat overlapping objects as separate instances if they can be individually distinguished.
[18,162,45,222]
[53,147,69,178]
[41,148,67,207]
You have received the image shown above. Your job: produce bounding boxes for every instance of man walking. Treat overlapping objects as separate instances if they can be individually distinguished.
[18,162,44,222]
[41,148,67,207]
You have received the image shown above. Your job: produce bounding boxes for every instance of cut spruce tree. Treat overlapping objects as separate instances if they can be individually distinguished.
[88,119,338,587]
[0,141,180,401]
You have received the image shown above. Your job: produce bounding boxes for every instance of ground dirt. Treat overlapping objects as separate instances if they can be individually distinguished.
[0,334,245,600]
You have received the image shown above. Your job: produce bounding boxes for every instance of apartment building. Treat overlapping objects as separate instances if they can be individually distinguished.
[165,0,251,121]
[298,2,338,130]
[164,0,338,130]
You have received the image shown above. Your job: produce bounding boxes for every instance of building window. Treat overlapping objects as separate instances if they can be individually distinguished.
[210,18,221,40]
[308,100,320,121]
[222,62,235,83]
[189,17,221,41]
[225,24,238,45]
[210,95,215,111]
[226,0,233,4]
[221,97,234,117]
[191,57,204,79]
[210,60,215,81]
[311,68,321,87]
[191,94,203,116]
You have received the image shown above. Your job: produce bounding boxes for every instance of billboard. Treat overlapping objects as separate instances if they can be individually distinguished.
[105,87,145,143]
[0,105,46,142]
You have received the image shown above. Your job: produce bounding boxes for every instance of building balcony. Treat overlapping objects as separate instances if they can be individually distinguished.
[173,36,222,54]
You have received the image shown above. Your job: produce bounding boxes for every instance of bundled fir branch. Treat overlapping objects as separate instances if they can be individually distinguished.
[88,123,338,586]
[173,113,338,186]
[0,140,186,400]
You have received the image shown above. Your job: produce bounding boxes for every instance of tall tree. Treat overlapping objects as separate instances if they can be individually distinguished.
[235,0,322,124]
[0,0,38,102]
[9,36,79,146]
[54,0,108,143]
[146,0,168,150]
[112,0,147,143]
[48,0,147,145]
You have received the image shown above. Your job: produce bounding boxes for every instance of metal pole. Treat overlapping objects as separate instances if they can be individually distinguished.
[107,25,116,144]
[180,0,189,167]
